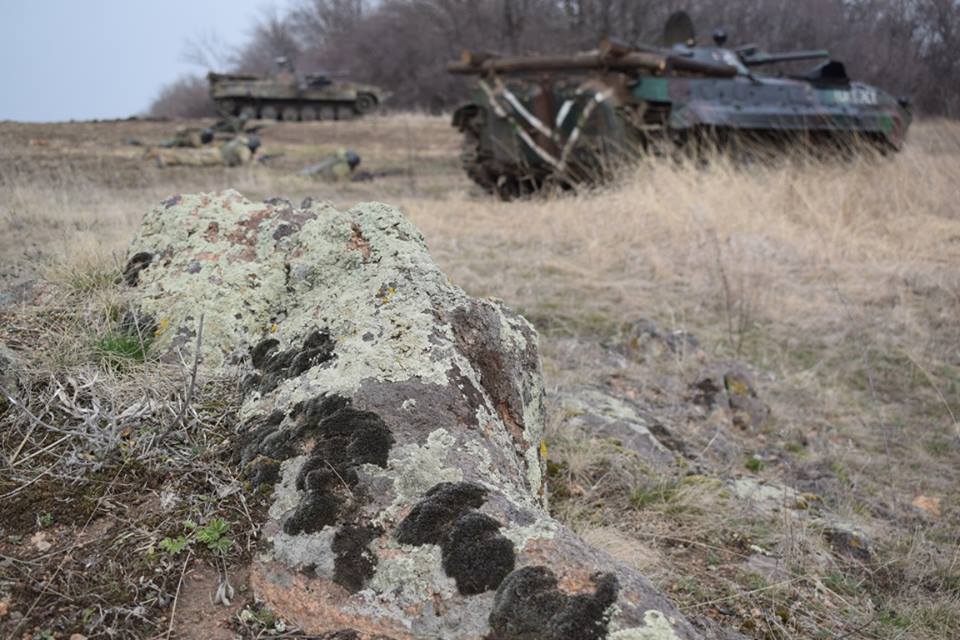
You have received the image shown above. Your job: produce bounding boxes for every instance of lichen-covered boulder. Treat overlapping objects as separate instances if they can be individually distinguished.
[126,191,701,639]
[690,365,769,432]
[558,389,679,467]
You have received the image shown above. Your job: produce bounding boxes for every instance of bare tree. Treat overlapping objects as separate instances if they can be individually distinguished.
[148,75,218,118]
[181,30,234,70]
[152,0,960,115]
[231,8,303,74]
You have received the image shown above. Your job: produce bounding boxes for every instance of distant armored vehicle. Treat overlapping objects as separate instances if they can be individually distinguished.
[448,12,911,198]
[208,58,387,121]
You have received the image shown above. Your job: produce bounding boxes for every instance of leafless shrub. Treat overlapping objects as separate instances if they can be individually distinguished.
[147,74,218,119]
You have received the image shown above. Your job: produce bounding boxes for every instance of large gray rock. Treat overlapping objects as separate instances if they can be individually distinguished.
[126,191,701,639]
[557,388,678,467]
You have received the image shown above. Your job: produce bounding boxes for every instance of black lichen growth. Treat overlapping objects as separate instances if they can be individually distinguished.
[332,525,382,593]
[442,512,515,595]
[251,338,280,369]
[395,482,487,546]
[272,222,299,240]
[122,252,152,286]
[263,196,293,209]
[247,329,336,395]
[235,409,291,466]
[246,455,282,489]
[284,400,394,535]
[547,573,619,640]
[487,566,619,640]
[233,395,393,535]
[395,482,514,595]
[317,632,359,640]
[161,194,182,209]
[487,566,564,638]
[283,492,345,536]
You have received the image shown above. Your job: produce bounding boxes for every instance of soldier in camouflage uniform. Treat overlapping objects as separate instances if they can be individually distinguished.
[298,148,361,181]
[146,135,261,168]
[159,127,214,148]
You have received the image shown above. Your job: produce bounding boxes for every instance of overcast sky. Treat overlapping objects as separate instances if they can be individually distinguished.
[0,0,280,122]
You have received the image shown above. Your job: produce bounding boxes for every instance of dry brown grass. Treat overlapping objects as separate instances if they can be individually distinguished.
[1,115,959,638]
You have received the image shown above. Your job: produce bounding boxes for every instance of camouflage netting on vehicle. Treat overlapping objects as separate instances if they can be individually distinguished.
[124,191,701,639]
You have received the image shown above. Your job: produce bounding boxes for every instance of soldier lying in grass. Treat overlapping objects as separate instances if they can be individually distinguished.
[144,135,261,167]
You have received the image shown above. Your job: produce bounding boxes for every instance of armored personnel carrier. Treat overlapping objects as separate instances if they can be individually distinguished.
[208,58,387,121]
[449,12,912,198]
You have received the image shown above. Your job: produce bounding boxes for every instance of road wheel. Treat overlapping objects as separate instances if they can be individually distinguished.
[217,99,236,116]
[261,105,279,121]
[354,93,377,115]
[301,106,318,121]
[239,105,257,120]
[320,104,337,120]
[282,106,300,122]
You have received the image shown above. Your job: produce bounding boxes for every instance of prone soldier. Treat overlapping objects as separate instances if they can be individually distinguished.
[145,135,261,167]
[159,127,214,148]
[298,148,361,181]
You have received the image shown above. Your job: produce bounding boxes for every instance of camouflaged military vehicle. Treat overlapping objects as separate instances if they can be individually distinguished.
[448,12,912,198]
[208,58,387,121]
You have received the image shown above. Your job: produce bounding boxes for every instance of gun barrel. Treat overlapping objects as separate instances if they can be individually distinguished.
[743,50,830,66]
[449,52,661,75]
[448,51,737,78]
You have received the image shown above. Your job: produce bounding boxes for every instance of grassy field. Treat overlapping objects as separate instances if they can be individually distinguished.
[1,114,959,639]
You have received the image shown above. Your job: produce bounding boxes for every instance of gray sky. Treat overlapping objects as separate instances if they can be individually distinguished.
[0,0,279,122]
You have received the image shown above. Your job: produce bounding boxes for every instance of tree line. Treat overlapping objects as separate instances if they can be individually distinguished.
[150,0,960,118]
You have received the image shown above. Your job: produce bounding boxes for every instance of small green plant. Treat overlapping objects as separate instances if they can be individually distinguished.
[95,331,149,364]
[739,571,768,591]
[238,604,288,632]
[924,438,951,457]
[877,608,910,630]
[745,456,765,473]
[822,571,862,597]
[158,518,233,556]
[159,535,189,555]
[630,481,678,510]
[196,518,233,553]
[37,512,54,528]
[784,440,807,454]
